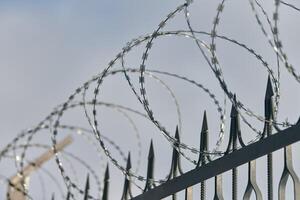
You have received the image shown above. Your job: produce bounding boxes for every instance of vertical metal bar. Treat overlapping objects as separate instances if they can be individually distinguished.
[229,96,239,200]
[200,181,206,200]
[243,160,262,200]
[267,121,273,200]
[213,175,224,200]
[232,167,238,200]
[168,127,181,200]
[278,145,300,200]
[197,111,209,200]
[267,148,273,200]
[265,76,274,200]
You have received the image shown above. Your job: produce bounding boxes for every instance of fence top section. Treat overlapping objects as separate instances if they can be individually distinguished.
[132,123,300,200]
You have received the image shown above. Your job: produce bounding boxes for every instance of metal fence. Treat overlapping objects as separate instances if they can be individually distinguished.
[66,77,300,200]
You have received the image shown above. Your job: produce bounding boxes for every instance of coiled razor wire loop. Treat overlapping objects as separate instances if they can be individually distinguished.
[119,32,228,159]
[4,142,101,199]
[118,33,225,156]
[48,58,190,195]
[81,69,186,184]
[4,132,125,199]
[1,28,296,194]
[1,71,184,196]
[249,0,300,120]
[184,1,278,132]
[0,30,292,192]
[4,149,72,200]
[7,19,298,192]
[245,0,299,125]
[1,100,147,198]
[274,1,300,83]
[249,0,281,119]
[12,100,149,196]
[81,70,186,172]
[91,1,291,185]
[50,23,227,190]
[0,0,299,198]
[250,0,300,92]
[76,101,143,174]
[88,3,201,185]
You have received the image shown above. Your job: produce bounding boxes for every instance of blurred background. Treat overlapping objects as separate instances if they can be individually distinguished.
[0,0,299,199]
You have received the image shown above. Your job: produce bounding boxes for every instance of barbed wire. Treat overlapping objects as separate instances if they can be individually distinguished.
[0,0,299,199]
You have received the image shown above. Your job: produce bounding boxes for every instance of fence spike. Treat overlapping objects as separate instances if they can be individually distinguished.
[278,145,300,200]
[226,95,239,154]
[175,126,180,143]
[225,95,240,200]
[51,193,55,200]
[102,164,110,200]
[197,111,209,200]
[264,76,274,129]
[83,174,90,200]
[148,140,154,160]
[243,160,263,200]
[263,76,275,200]
[121,152,132,200]
[231,94,238,116]
[126,152,132,170]
[167,126,182,181]
[201,111,208,133]
[197,111,208,167]
[265,76,274,100]
[196,111,209,199]
[144,140,155,192]
[264,76,274,130]
[165,126,183,200]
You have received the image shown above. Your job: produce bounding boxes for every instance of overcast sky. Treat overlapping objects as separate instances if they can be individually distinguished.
[0,0,300,199]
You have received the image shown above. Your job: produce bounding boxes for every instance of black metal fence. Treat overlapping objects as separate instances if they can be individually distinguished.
[72,77,300,200]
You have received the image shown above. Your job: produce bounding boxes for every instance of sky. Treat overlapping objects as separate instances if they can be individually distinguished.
[0,0,300,199]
